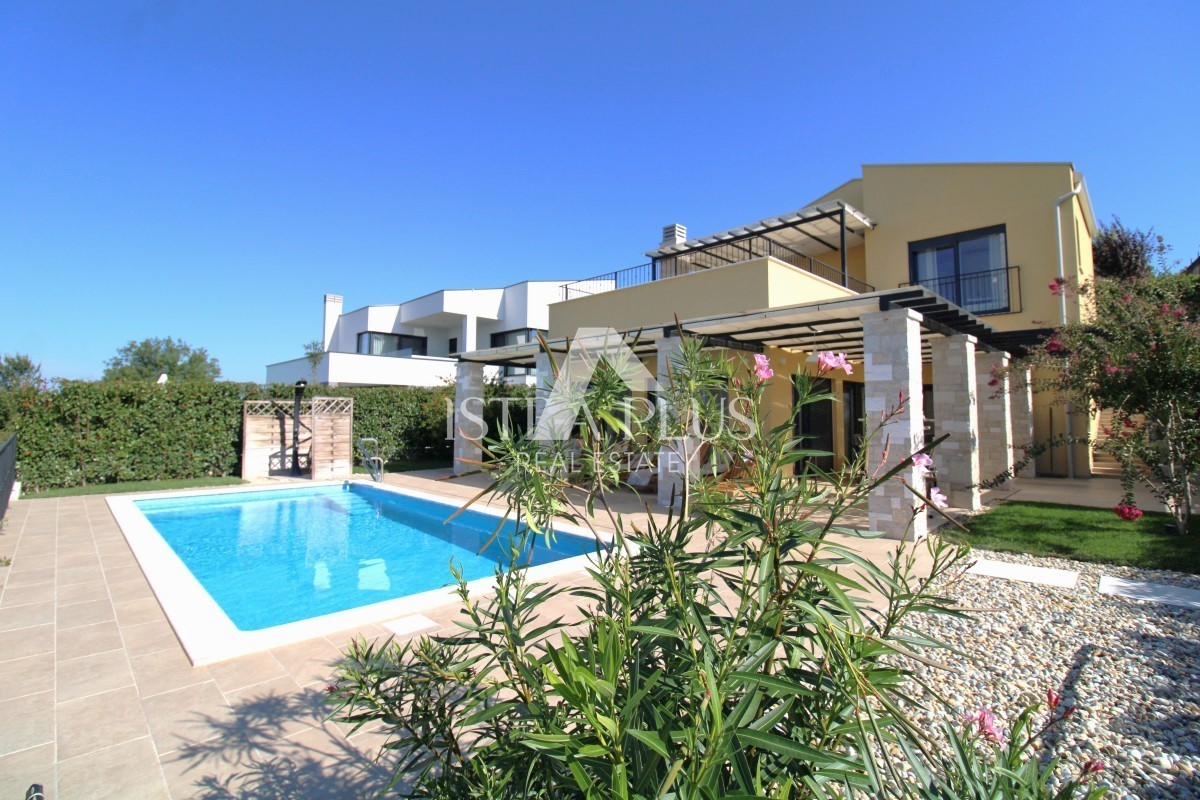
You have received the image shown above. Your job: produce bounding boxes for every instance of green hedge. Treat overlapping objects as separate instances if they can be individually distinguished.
[0,381,531,492]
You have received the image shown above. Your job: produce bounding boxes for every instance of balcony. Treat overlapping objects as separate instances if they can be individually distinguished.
[560,200,876,302]
[561,232,875,301]
[900,266,1022,316]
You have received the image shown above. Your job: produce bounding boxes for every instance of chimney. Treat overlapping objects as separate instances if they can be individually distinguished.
[661,223,687,247]
[323,294,343,350]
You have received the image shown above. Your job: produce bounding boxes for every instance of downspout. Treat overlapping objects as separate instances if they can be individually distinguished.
[1055,181,1083,479]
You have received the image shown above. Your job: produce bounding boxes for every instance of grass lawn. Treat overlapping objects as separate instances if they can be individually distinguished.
[954,500,1200,574]
[353,458,452,475]
[28,476,246,499]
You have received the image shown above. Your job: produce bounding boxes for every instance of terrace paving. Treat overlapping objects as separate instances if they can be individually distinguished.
[0,471,1121,798]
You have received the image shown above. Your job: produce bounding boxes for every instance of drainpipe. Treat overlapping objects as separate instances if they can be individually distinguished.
[1055,181,1083,479]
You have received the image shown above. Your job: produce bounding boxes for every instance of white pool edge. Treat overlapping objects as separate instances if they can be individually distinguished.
[106,479,613,666]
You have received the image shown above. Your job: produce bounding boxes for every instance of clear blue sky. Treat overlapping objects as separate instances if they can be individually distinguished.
[2,1,1197,382]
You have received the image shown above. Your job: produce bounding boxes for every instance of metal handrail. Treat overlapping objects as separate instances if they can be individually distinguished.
[900,265,1022,316]
[357,438,385,482]
[559,233,875,302]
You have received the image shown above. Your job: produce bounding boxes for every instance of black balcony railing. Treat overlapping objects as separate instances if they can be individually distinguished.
[901,266,1022,316]
[560,232,875,301]
[656,233,874,294]
[561,263,658,300]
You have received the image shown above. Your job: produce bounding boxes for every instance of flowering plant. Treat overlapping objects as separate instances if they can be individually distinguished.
[1020,274,1200,534]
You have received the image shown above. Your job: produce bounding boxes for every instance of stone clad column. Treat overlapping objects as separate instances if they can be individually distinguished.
[862,308,927,541]
[453,361,487,475]
[533,351,554,436]
[1009,364,1036,477]
[930,334,981,511]
[975,351,1015,488]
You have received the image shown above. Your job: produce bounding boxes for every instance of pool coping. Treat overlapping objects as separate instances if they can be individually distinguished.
[107,479,613,666]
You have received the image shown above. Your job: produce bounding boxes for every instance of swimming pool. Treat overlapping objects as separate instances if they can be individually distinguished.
[108,481,605,664]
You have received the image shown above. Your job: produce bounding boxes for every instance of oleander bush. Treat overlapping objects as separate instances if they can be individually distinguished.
[0,380,531,492]
[329,340,1108,799]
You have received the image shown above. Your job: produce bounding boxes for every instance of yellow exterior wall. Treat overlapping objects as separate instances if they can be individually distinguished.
[548,257,854,339]
[859,163,1090,334]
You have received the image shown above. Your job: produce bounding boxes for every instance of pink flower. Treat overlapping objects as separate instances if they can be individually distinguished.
[1045,338,1065,354]
[988,377,1000,387]
[1080,759,1105,783]
[929,487,949,509]
[964,707,1005,745]
[1047,689,1061,709]
[1113,502,1143,521]
[911,453,933,471]
[816,351,853,375]
[1104,364,1120,375]
[752,353,774,382]
[1049,277,1067,296]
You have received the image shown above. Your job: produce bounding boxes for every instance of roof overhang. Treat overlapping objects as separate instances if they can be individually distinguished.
[645,200,874,261]
[458,288,1010,369]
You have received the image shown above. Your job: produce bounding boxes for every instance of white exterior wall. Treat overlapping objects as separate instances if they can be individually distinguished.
[268,280,569,388]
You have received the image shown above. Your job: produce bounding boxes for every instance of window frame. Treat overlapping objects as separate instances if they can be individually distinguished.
[490,328,543,377]
[355,331,428,357]
[907,224,1011,315]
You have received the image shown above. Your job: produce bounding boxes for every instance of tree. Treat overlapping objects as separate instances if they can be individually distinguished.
[1027,274,1200,533]
[303,340,324,383]
[103,337,221,382]
[1092,216,1169,280]
[0,353,43,390]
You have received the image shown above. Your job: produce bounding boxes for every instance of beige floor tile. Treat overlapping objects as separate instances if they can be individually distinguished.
[0,742,55,800]
[131,647,211,698]
[103,564,147,584]
[56,619,125,662]
[57,598,116,630]
[0,690,54,756]
[224,676,322,739]
[0,582,55,607]
[0,651,55,701]
[210,651,288,694]
[0,622,54,662]
[114,596,166,628]
[121,619,181,657]
[6,555,54,574]
[4,568,55,588]
[57,648,134,703]
[56,579,109,606]
[324,623,387,649]
[57,552,101,571]
[58,737,170,800]
[269,636,346,687]
[141,680,233,753]
[0,601,55,632]
[108,577,155,604]
[158,745,268,800]
[57,565,104,587]
[57,685,149,761]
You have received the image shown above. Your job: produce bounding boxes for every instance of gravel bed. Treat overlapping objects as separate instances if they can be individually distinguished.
[903,550,1200,799]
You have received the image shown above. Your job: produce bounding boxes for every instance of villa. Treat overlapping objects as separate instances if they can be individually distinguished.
[265,280,568,387]
[453,162,1099,538]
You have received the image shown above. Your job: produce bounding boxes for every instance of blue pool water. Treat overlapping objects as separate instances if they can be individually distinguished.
[134,484,599,631]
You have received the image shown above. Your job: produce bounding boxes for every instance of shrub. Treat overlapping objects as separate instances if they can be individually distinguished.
[0,380,533,492]
[329,341,1106,798]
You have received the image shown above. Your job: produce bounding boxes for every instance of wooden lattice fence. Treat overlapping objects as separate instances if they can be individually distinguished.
[241,397,354,480]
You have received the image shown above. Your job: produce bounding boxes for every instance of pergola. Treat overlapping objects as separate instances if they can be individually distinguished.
[455,288,1034,540]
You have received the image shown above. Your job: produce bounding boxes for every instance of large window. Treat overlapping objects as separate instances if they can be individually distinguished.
[356,332,427,357]
[490,328,542,377]
[909,225,1010,314]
